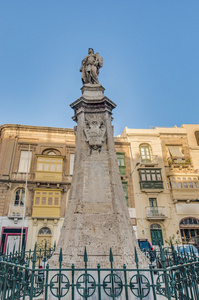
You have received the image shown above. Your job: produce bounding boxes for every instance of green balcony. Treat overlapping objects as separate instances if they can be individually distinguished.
[140,181,164,190]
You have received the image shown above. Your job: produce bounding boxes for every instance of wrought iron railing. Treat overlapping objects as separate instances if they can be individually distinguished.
[139,155,158,165]
[146,206,167,219]
[167,156,191,165]
[0,243,199,299]
[1,243,56,267]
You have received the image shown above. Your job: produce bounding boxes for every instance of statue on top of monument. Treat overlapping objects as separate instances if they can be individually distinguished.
[80,48,103,85]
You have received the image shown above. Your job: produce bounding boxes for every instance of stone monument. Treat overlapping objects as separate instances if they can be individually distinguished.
[50,49,144,268]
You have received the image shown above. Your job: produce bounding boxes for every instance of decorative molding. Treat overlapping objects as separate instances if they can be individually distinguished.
[84,115,106,154]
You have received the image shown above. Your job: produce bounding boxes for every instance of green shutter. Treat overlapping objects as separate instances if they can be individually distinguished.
[116,153,126,175]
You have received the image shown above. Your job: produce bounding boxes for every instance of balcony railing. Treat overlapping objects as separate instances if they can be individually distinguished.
[139,155,158,166]
[12,172,35,181]
[146,206,167,219]
[140,181,164,190]
[8,205,24,218]
[167,156,191,166]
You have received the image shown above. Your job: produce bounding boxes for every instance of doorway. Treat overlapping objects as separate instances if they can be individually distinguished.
[150,224,163,246]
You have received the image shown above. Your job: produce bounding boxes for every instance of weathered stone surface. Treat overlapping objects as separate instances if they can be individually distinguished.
[49,84,146,268]
[80,49,103,85]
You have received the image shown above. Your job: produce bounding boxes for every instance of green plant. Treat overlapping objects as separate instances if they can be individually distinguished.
[165,234,181,246]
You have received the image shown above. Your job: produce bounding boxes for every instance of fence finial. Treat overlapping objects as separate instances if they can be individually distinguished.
[59,247,63,267]
[135,247,139,268]
[109,248,113,263]
[84,247,88,264]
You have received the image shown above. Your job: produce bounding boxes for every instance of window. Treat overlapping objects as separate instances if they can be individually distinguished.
[37,227,52,250]
[180,218,199,244]
[117,153,126,175]
[39,227,51,235]
[122,181,128,206]
[34,190,61,206]
[149,198,157,207]
[140,169,162,181]
[140,144,151,163]
[37,152,63,173]
[37,156,62,173]
[47,151,56,155]
[32,189,61,218]
[178,182,183,188]
[167,145,190,165]
[14,188,25,206]
[180,218,199,225]
[139,169,163,189]
[0,228,27,255]
[18,151,32,173]
[170,177,199,189]
[69,154,75,175]
[42,149,61,156]
[168,146,183,158]
[147,198,164,218]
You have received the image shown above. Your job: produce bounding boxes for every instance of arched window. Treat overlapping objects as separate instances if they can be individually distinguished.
[47,151,56,155]
[139,144,152,163]
[37,227,52,250]
[195,131,199,146]
[39,227,52,235]
[42,149,61,156]
[180,218,199,244]
[14,188,25,206]
[150,224,163,246]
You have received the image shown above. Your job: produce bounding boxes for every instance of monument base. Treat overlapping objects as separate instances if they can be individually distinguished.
[49,83,147,269]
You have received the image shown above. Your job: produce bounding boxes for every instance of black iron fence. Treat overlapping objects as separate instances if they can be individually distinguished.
[0,243,199,299]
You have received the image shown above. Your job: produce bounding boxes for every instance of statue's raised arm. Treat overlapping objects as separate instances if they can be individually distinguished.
[80,48,103,85]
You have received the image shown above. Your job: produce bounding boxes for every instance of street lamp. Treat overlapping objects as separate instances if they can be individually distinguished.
[130,162,140,176]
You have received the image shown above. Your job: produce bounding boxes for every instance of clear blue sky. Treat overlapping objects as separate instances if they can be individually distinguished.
[0,1,198,135]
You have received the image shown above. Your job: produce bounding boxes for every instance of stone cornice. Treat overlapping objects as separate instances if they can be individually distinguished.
[0,124,74,134]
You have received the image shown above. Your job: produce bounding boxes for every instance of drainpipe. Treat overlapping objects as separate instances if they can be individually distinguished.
[20,144,31,251]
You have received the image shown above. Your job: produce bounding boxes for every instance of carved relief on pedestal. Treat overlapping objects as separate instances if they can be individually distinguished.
[84,115,106,154]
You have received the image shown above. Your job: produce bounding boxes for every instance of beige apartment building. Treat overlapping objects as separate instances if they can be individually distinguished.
[121,125,199,247]
[0,124,75,253]
[0,124,135,253]
[0,123,198,253]
[121,127,175,247]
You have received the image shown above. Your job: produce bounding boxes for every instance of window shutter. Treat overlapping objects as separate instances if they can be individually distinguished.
[168,146,183,158]
[18,151,32,172]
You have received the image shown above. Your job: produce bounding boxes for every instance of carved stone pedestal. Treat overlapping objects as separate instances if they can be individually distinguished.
[49,84,145,268]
